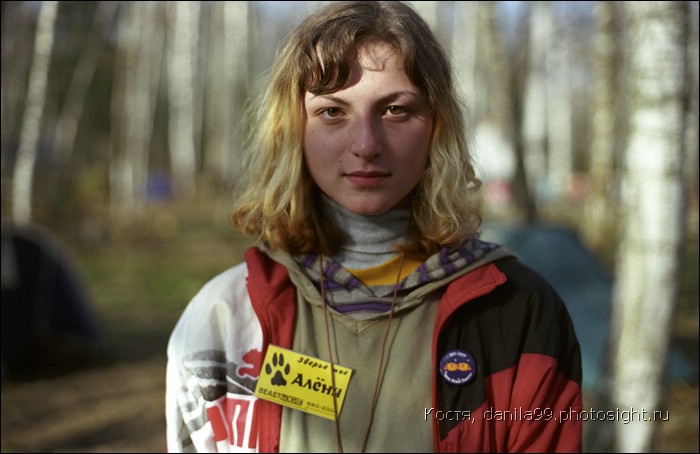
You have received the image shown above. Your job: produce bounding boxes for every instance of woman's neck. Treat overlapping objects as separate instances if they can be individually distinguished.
[321,194,410,269]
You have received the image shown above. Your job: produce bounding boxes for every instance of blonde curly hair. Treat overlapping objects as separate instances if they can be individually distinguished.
[231,1,482,259]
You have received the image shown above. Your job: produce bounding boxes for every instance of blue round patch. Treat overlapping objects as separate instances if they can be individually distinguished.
[439,349,476,385]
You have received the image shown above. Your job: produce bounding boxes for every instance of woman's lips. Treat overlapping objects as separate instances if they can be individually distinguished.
[345,171,390,188]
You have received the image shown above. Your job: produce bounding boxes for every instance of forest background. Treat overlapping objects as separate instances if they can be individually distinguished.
[1,1,698,453]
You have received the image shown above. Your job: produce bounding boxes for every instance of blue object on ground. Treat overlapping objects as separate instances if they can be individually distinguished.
[481,222,697,391]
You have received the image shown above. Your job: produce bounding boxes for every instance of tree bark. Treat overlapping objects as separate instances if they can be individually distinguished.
[166,0,200,200]
[12,0,59,225]
[583,1,623,252]
[202,1,250,186]
[521,1,551,210]
[610,2,690,451]
[109,1,164,221]
[53,1,118,165]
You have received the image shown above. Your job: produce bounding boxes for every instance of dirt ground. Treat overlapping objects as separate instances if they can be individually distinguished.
[1,304,177,453]
[1,358,167,453]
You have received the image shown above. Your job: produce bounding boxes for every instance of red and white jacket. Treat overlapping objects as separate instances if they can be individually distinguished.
[166,247,582,452]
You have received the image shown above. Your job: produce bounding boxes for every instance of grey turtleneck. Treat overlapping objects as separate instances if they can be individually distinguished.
[321,194,410,269]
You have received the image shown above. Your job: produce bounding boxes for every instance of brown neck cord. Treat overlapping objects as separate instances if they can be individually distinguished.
[319,253,405,453]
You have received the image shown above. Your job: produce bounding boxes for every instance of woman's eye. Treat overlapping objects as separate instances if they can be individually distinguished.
[386,105,408,115]
[321,107,341,118]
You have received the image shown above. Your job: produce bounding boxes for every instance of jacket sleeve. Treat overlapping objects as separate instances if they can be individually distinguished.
[503,258,582,451]
[165,263,263,453]
[435,258,583,452]
[165,248,298,453]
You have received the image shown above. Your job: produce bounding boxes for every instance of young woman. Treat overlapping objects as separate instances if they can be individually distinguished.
[166,2,582,452]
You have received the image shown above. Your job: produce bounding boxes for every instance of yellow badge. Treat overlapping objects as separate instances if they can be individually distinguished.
[254,344,353,420]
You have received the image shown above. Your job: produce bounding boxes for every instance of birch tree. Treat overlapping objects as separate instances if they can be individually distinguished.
[109,1,164,220]
[583,1,623,251]
[166,0,200,200]
[451,2,479,124]
[507,3,537,223]
[451,2,514,203]
[202,1,250,185]
[685,2,699,235]
[451,2,509,127]
[521,1,552,210]
[11,0,59,225]
[2,3,35,187]
[53,1,118,165]
[545,7,573,203]
[610,2,690,451]
[480,2,510,128]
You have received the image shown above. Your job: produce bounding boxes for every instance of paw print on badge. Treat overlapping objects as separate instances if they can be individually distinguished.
[266,352,291,386]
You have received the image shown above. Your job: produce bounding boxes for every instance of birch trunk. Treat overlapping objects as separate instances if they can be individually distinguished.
[685,2,699,236]
[2,3,35,185]
[507,3,537,223]
[545,9,573,203]
[451,1,477,121]
[53,1,118,164]
[480,2,510,127]
[583,1,622,250]
[466,3,515,195]
[202,1,249,185]
[166,0,200,200]
[109,1,164,220]
[521,1,552,207]
[11,0,59,225]
[455,2,509,127]
[611,2,689,451]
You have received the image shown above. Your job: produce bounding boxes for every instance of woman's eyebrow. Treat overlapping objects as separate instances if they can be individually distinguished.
[308,90,423,106]
[307,94,350,106]
[382,91,426,103]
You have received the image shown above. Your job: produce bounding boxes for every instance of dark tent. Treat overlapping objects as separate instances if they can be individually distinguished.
[2,224,109,379]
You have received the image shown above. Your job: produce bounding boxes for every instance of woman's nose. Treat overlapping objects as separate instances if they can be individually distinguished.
[350,115,382,160]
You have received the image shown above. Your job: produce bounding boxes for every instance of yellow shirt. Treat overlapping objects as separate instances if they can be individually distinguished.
[346,254,423,287]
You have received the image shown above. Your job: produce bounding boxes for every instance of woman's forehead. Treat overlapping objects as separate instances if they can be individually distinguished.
[306,39,405,89]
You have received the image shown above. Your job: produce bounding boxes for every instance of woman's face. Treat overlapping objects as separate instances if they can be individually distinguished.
[303,41,433,216]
